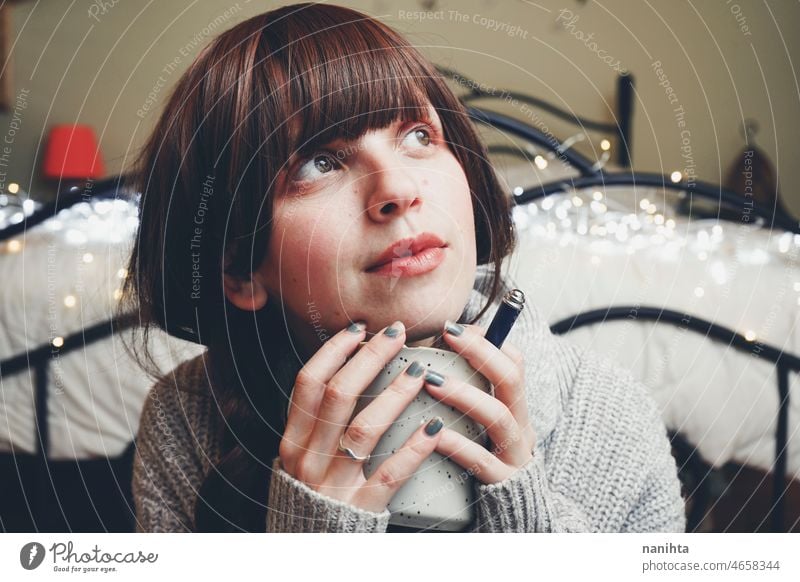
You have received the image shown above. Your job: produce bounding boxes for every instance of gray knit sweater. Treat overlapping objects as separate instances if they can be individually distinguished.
[132,272,686,533]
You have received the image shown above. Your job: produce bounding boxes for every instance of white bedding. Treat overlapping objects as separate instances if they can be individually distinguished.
[502,183,800,479]
[0,198,203,460]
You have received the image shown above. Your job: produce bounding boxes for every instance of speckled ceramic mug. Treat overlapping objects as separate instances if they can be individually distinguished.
[349,343,492,531]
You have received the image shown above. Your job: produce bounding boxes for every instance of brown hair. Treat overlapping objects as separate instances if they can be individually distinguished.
[123,2,515,531]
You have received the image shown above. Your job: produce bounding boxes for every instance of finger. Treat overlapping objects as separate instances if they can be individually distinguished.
[329,360,427,479]
[281,321,367,474]
[304,321,406,472]
[500,340,524,368]
[434,427,521,485]
[353,416,444,513]
[423,370,531,466]
[441,321,531,431]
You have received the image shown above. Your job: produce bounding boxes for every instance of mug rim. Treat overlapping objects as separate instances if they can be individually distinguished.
[357,340,453,354]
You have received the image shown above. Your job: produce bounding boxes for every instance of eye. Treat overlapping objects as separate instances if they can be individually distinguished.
[401,125,434,149]
[293,152,340,182]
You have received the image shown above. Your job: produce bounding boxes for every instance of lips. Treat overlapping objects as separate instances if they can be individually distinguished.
[366,232,447,272]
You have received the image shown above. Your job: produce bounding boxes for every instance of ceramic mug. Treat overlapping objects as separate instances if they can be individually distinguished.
[349,342,492,531]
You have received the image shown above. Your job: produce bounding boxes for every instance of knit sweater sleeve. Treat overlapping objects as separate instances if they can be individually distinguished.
[132,364,391,533]
[266,457,391,532]
[470,447,592,532]
[470,346,686,533]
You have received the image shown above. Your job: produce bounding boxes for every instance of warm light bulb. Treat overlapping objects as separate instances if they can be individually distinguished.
[52,336,64,348]
[670,171,682,183]
[64,295,77,308]
[7,183,19,194]
[600,139,611,151]
[534,155,548,170]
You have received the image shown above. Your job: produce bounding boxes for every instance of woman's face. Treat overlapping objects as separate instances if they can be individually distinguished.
[256,105,477,357]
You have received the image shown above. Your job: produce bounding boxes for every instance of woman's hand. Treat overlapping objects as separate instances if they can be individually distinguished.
[425,320,536,485]
[277,320,445,513]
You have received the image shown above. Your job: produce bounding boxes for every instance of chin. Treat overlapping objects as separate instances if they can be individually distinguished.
[357,270,474,329]
[404,322,444,345]
[396,301,467,338]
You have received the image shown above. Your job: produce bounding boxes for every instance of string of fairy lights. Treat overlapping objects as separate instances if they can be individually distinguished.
[502,139,800,347]
[0,184,138,350]
[510,145,797,255]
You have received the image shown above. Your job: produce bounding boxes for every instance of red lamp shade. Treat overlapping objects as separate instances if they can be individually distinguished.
[43,125,105,180]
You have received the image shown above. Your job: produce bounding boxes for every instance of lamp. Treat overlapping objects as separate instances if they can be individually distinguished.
[43,125,105,183]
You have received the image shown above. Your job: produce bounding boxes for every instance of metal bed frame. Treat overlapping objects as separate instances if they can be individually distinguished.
[1,73,796,531]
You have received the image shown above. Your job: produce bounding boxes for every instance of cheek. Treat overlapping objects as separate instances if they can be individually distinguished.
[438,160,477,265]
[438,155,470,197]
[268,203,353,283]
[434,158,474,226]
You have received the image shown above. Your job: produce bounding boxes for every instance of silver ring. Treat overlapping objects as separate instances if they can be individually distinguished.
[337,436,370,462]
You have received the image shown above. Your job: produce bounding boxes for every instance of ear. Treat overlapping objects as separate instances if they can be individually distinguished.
[223,272,268,311]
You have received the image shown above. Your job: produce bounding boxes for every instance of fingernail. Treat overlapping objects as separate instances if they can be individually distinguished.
[383,321,404,337]
[443,320,464,337]
[347,321,366,334]
[424,370,445,386]
[405,361,424,377]
[425,416,444,436]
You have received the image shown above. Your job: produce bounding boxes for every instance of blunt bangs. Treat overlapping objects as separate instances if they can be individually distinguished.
[261,11,440,163]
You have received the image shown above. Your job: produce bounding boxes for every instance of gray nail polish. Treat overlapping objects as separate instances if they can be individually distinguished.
[383,322,402,337]
[346,321,365,334]
[425,416,444,436]
[424,370,445,386]
[444,320,464,336]
[406,361,424,377]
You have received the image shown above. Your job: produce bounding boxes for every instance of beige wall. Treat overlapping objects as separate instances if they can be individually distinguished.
[3,0,799,216]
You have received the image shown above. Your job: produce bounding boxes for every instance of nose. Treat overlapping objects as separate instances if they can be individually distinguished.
[364,154,422,222]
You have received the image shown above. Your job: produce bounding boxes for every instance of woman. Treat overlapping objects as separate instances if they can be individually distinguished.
[125,2,686,533]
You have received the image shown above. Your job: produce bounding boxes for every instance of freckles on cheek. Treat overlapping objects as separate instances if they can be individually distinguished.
[307,238,336,274]
[274,198,359,286]
[283,230,344,284]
